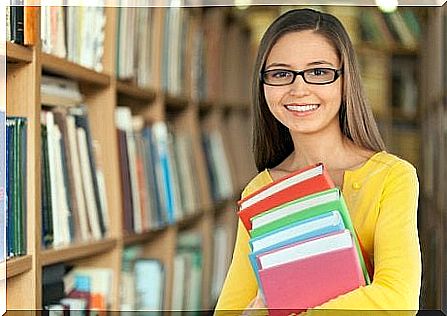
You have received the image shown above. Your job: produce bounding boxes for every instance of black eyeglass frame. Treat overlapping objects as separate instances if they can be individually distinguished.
[260,67,343,86]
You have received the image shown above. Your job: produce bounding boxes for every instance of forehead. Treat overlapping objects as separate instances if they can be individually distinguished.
[266,30,339,67]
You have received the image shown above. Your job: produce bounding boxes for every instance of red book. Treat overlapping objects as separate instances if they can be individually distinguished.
[258,230,365,312]
[237,163,334,231]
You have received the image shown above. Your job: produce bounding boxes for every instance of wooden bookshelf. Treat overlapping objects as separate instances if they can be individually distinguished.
[41,53,111,86]
[40,238,118,266]
[116,80,157,102]
[6,256,33,279]
[6,5,254,312]
[6,42,33,64]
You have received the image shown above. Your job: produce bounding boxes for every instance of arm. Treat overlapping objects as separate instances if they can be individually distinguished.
[308,161,421,311]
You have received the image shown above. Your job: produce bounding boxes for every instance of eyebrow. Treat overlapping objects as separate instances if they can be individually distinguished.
[265,60,336,69]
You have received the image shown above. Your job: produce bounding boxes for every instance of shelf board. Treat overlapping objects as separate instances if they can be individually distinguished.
[116,81,157,103]
[123,228,166,246]
[177,210,204,230]
[41,238,117,266]
[165,93,189,112]
[6,42,33,64]
[6,255,32,279]
[41,53,111,86]
[222,101,250,111]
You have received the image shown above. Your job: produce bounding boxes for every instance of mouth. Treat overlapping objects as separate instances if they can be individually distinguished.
[284,103,320,113]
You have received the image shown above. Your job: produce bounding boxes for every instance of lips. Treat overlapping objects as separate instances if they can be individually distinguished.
[285,104,320,112]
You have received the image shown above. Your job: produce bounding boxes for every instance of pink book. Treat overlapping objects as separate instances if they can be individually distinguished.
[258,231,365,311]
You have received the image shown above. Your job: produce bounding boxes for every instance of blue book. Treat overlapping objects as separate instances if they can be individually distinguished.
[0,111,5,262]
[248,210,345,290]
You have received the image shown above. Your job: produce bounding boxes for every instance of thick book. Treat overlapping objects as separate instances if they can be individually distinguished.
[237,163,334,231]
[249,211,345,291]
[258,230,365,311]
[250,188,371,285]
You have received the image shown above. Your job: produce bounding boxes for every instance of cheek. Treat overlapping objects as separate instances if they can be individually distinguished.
[263,86,284,110]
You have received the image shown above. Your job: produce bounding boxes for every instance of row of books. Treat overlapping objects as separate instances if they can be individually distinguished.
[116,108,202,234]
[40,5,106,72]
[237,164,371,312]
[115,6,154,88]
[6,116,28,259]
[6,5,38,46]
[42,263,112,314]
[41,76,108,248]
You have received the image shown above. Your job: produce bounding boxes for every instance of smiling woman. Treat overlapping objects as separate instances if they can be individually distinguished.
[215,8,421,314]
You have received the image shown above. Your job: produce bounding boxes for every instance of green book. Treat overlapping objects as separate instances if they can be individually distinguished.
[250,188,371,285]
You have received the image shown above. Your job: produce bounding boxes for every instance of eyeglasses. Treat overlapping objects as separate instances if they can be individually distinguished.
[261,67,343,86]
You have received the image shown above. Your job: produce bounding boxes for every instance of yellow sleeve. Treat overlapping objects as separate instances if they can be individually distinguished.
[308,161,421,312]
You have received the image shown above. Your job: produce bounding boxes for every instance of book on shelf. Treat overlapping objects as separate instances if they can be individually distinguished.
[236,164,371,311]
[0,111,5,263]
[211,225,231,303]
[41,5,105,71]
[40,76,108,248]
[120,246,165,311]
[43,263,112,314]
[202,129,234,203]
[134,259,165,310]
[174,231,203,311]
[6,116,27,259]
[116,6,154,87]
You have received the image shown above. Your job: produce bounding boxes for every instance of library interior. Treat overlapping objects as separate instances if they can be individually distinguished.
[4,2,447,313]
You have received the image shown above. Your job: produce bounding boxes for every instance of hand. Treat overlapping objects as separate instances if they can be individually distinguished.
[242,290,267,315]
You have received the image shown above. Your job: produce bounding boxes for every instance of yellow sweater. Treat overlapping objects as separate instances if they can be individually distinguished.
[216,151,421,312]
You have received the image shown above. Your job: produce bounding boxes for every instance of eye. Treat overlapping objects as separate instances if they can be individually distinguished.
[269,70,292,79]
[309,68,329,76]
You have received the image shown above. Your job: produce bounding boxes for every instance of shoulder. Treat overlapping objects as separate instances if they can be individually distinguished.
[365,151,417,176]
[241,169,273,199]
[361,151,418,192]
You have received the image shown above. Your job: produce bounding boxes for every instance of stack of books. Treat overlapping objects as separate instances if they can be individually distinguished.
[237,163,371,312]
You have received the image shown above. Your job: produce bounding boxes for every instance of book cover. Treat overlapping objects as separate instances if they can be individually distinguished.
[258,230,365,311]
[249,211,345,291]
[250,188,371,285]
[237,163,334,231]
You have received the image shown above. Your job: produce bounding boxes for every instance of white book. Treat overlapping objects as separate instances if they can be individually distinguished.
[77,128,102,240]
[69,267,113,307]
[258,229,353,270]
[211,226,230,302]
[251,189,340,230]
[59,298,86,316]
[171,255,186,310]
[66,116,90,241]
[134,260,164,310]
[251,211,343,253]
[52,125,72,245]
[44,112,66,247]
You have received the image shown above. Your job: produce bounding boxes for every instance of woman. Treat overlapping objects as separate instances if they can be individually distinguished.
[216,8,421,312]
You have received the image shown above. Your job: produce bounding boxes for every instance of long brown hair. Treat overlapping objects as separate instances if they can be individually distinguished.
[252,8,386,172]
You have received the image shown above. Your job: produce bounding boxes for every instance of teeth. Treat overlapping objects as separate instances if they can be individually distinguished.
[286,104,319,112]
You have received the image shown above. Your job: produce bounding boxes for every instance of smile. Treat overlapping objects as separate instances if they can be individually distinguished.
[285,104,320,112]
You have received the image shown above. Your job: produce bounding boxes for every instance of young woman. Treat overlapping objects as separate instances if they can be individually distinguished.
[216,8,421,312]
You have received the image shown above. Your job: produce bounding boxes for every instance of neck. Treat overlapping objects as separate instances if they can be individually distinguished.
[287,125,352,171]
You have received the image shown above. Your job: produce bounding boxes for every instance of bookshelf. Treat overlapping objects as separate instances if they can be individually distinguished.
[6,5,256,312]
[418,5,446,311]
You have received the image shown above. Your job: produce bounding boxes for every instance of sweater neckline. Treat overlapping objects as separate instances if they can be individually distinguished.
[264,151,386,190]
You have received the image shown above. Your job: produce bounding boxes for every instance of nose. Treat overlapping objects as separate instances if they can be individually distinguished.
[289,74,310,96]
